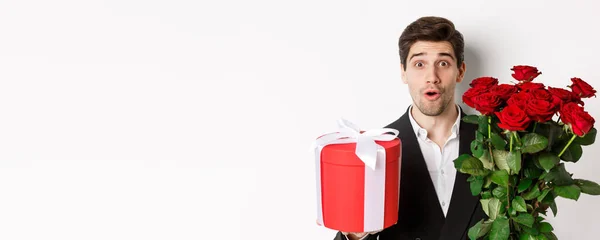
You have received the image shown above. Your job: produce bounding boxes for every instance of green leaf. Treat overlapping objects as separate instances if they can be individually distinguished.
[519,233,536,240]
[512,196,527,212]
[557,142,583,163]
[491,132,507,150]
[537,121,564,150]
[470,177,484,196]
[468,219,492,240]
[518,179,533,193]
[480,150,495,170]
[484,175,493,188]
[539,222,554,233]
[471,141,485,158]
[477,131,485,143]
[491,170,510,187]
[537,234,549,240]
[507,150,522,175]
[493,186,508,200]
[463,115,480,124]
[550,201,557,217]
[523,184,541,200]
[539,171,548,180]
[454,154,469,169]
[524,159,543,179]
[508,206,517,217]
[575,127,596,145]
[488,197,502,220]
[493,149,511,172]
[480,198,491,217]
[520,224,540,236]
[543,232,558,240]
[554,184,581,200]
[537,188,551,202]
[540,191,556,204]
[482,191,492,199]
[513,213,535,228]
[543,163,574,186]
[575,179,600,195]
[537,152,560,172]
[489,216,510,240]
[467,175,476,182]
[458,155,489,176]
[522,133,549,154]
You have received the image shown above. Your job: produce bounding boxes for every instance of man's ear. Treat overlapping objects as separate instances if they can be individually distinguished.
[457,62,466,83]
[401,64,407,84]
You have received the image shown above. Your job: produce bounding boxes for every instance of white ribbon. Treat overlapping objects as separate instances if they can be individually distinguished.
[313,118,399,231]
[311,118,399,170]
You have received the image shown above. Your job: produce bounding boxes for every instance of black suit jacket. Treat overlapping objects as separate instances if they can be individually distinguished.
[334,107,486,240]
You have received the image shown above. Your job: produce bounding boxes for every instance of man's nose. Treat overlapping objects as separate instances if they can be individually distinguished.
[425,66,440,84]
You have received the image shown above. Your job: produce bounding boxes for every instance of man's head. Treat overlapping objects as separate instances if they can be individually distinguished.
[398,16,466,116]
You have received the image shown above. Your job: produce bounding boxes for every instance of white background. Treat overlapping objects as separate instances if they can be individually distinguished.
[1,0,599,239]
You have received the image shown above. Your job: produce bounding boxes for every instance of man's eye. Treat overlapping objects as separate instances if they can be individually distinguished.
[439,61,449,67]
[415,62,424,67]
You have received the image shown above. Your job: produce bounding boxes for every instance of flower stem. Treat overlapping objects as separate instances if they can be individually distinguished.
[488,116,492,138]
[533,122,538,133]
[510,132,513,152]
[513,131,521,146]
[558,134,578,157]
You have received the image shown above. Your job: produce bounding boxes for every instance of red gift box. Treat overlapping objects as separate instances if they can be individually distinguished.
[313,119,402,233]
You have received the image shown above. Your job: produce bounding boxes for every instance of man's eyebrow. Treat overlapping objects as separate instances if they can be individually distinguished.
[439,52,455,60]
[408,52,425,61]
[409,52,455,61]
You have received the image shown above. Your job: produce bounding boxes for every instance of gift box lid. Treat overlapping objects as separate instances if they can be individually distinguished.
[319,137,401,166]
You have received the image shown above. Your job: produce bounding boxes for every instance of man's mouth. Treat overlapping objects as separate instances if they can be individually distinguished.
[424,90,441,100]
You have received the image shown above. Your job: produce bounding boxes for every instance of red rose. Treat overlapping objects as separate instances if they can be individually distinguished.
[548,87,585,106]
[548,87,573,102]
[529,88,553,101]
[526,99,557,122]
[470,77,498,88]
[559,102,582,127]
[517,82,545,92]
[507,92,531,109]
[511,65,542,82]
[569,77,596,98]
[560,103,595,136]
[472,92,503,115]
[463,86,489,108]
[491,84,518,100]
[495,104,532,131]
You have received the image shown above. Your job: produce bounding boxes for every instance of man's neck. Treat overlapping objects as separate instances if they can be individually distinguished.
[411,103,459,143]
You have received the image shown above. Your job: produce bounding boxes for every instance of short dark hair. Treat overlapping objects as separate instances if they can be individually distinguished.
[398,16,464,70]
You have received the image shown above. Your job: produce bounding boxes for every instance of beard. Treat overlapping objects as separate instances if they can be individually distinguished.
[413,88,453,116]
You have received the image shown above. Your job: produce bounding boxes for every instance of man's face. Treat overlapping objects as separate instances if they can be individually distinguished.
[401,41,466,116]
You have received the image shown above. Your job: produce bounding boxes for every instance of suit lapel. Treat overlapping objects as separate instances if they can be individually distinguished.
[439,111,480,240]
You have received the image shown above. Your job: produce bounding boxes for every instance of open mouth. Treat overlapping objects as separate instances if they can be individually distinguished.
[424,90,441,100]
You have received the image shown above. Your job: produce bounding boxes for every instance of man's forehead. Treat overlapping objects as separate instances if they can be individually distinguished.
[408,41,455,58]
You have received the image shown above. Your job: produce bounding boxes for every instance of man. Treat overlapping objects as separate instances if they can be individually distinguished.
[335,16,486,240]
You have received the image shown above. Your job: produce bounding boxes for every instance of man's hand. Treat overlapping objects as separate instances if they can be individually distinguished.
[342,230,381,240]
[342,232,368,240]
[317,219,382,240]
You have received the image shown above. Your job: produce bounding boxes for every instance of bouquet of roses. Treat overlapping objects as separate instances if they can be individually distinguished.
[454,65,600,240]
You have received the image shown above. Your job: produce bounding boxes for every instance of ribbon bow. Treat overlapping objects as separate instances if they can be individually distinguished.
[312,118,399,170]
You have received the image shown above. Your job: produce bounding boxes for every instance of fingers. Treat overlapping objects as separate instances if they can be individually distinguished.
[341,232,368,238]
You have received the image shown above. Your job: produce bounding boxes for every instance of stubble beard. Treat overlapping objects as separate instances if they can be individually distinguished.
[414,93,453,117]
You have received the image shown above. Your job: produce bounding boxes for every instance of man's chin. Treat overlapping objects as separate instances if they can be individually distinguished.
[416,103,446,116]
